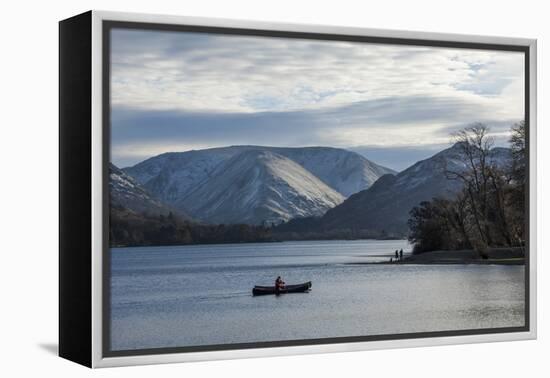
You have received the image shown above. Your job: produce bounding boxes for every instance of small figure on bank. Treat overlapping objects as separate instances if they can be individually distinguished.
[395,250,399,260]
[399,249,403,261]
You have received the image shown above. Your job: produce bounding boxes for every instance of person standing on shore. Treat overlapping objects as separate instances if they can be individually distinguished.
[395,250,399,260]
[399,249,403,261]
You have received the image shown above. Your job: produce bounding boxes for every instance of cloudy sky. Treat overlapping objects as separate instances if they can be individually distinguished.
[110,28,525,171]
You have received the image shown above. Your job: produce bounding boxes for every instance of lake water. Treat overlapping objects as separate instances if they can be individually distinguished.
[110,240,525,351]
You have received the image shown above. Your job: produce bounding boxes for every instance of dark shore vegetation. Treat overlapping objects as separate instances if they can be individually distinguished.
[110,207,273,247]
[408,122,526,256]
[271,227,402,242]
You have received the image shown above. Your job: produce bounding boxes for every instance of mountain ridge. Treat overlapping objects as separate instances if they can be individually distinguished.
[122,145,395,225]
[275,143,512,237]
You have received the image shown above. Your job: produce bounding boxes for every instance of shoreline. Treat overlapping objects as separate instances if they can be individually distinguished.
[354,247,525,266]
[110,238,405,249]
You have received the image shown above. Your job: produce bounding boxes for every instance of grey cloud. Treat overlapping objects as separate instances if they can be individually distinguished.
[110,28,524,115]
[111,94,521,168]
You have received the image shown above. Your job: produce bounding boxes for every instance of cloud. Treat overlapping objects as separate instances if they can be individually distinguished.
[109,28,525,169]
[111,95,521,169]
[111,29,524,115]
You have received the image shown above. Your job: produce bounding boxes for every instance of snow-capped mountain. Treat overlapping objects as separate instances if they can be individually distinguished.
[122,146,394,225]
[109,163,180,217]
[180,150,345,225]
[260,147,395,197]
[278,143,512,235]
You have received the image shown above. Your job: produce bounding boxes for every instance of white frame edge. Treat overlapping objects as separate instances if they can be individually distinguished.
[91,10,104,369]
[90,10,537,368]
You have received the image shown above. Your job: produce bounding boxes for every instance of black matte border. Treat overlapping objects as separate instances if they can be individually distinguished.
[102,19,531,358]
[59,11,93,367]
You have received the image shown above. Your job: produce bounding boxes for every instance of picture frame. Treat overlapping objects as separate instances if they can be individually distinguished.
[59,10,537,368]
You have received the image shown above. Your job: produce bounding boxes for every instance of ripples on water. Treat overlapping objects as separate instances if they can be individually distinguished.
[110,240,525,351]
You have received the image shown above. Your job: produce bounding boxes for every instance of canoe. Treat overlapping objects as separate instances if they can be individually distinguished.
[252,281,312,296]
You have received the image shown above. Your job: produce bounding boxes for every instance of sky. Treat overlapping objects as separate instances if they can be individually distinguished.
[110,28,525,171]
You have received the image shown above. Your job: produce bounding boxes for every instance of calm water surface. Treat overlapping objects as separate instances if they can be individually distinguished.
[110,240,525,351]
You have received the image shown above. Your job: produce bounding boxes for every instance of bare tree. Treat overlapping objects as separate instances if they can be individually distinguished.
[508,120,527,248]
[448,191,473,248]
[408,122,526,254]
[445,123,495,251]
[510,120,526,184]
[487,166,513,245]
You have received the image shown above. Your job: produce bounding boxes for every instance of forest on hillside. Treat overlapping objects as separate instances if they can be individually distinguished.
[110,207,274,247]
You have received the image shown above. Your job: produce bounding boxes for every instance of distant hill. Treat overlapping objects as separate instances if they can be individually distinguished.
[275,143,511,238]
[123,146,394,225]
[109,163,272,247]
[109,163,187,218]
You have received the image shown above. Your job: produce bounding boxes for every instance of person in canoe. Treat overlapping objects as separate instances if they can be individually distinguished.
[275,276,286,294]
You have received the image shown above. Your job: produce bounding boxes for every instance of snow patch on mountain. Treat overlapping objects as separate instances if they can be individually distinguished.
[110,163,180,217]
[180,150,345,225]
